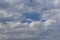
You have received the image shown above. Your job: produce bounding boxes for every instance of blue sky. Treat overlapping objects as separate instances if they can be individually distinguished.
[0,0,60,40]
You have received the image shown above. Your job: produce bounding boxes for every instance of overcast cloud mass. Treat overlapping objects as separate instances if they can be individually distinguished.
[0,0,60,40]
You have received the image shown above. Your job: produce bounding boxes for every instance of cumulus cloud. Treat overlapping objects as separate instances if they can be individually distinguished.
[0,20,56,39]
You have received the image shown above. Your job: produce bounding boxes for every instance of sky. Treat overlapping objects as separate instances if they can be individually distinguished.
[0,0,60,40]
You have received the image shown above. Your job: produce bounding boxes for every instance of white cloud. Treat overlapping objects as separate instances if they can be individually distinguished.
[0,20,56,39]
[0,9,23,21]
[42,9,60,21]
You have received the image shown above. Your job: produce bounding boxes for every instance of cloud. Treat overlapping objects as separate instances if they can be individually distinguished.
[0,19,56,39]
[0,0,60,40]
[0,9,23,22]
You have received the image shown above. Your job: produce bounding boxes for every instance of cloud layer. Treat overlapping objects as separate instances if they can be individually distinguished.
[0,0,60,40]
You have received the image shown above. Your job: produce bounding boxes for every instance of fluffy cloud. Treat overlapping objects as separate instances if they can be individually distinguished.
[0,19,56,39]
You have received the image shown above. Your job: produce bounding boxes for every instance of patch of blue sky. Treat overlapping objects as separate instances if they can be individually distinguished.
[21,13,41,23]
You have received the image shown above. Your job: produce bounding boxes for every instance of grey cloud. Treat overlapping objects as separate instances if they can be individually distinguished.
[0,20,56,39]
[0,0,60,40]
